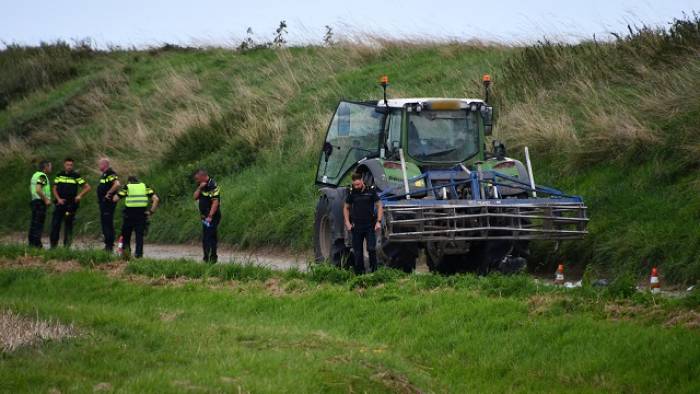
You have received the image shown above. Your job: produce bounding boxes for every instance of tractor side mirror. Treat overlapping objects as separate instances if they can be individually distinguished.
[492,140,506,160]
[481,105,493,136]
[323,142,333,162]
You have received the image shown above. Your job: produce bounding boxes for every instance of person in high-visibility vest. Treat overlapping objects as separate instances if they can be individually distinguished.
[112,176,159,258]
[28,160,53,248]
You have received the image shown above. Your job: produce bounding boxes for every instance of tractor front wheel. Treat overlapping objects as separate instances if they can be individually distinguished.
[379,241,418,273]
[313,195,348,266]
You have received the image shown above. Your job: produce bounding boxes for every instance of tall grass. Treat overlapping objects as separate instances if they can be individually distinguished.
[498,15,700,169]
[0,40,96,110]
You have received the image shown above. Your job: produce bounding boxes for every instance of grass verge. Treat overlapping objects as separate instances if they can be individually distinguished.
[0,255,699,392]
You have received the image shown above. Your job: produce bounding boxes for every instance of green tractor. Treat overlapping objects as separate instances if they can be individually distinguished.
[313,75,588,274]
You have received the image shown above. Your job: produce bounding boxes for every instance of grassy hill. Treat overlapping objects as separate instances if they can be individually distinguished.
[1,16,699,283]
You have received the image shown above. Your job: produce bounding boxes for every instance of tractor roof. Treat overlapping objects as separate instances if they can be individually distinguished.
[377,98,485,109]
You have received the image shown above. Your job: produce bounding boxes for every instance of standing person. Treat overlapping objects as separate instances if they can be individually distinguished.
[193,169,221,263]
[28,160,53,248]
[96,158,121,252]
[112,176,158,259]
[50,158,91,248]
[343,172,383,274]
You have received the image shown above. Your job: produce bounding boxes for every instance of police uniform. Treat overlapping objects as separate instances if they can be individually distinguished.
[198,178,221,263]
[345,186,380,274]
[117,182,155,258]
[28,171,50,248]
[50,170,86,248]
[97,168,118,251]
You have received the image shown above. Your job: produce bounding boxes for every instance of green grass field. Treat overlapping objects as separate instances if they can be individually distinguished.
[1,17,699,284]
[1,246,699,392]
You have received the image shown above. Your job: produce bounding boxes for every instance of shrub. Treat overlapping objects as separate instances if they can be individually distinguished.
[207,263,273,282]
[307,264,353,284]
[125,259,207,279]
[605,273,638,299]
[348,268,405,289]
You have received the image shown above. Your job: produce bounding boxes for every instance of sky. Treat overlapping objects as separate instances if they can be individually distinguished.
[0,0,697,47]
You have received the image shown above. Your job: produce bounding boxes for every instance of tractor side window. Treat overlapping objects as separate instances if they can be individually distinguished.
[386,110,402,157]
[316,101,385,185]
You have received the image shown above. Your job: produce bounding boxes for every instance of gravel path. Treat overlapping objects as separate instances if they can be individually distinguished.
[2,235,310,271]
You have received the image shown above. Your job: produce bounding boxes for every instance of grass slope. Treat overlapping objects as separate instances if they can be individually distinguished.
[1,17,699,282]
[0,247,699,392]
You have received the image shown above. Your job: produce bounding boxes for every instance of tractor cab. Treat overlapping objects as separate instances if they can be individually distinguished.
[315,97,494,189]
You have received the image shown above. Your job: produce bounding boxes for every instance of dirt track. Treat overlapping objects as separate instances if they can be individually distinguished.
[2,235,309,271]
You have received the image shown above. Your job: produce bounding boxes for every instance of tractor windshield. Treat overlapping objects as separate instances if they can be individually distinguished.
[316,101,385,185]
[407,110,479,163]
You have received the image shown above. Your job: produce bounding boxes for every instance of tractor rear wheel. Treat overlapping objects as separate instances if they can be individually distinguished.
[313,195,348,266]
[426,242,464,274]
[468,241,529,275]
[379,241,418,273]
[426,241,528,275]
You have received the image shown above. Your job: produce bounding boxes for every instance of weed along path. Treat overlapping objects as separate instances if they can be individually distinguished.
[2,234,309,271]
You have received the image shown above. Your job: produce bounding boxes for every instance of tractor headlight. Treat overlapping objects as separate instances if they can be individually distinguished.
[414,179,426,188]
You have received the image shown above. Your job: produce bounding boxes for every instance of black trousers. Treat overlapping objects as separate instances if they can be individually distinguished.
[122,209,147,258]
[28,200,47,248]
[351,226,377,274]
[99,200,116,251]
[50,202,78,248]
[202,214,221,263]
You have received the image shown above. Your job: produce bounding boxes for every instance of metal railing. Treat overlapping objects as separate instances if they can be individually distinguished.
[384,200,588,242]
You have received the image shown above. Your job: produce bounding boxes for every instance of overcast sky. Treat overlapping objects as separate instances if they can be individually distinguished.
[1,0,697,47]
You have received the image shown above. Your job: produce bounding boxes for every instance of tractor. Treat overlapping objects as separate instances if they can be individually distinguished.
[313,75,588,274]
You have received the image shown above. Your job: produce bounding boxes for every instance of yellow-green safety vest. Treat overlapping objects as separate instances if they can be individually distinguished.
[30,171,50,201]
[125,183,149,208]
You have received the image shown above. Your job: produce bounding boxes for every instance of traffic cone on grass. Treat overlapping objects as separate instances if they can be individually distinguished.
[650,267,660,294]
[554,264,565,285]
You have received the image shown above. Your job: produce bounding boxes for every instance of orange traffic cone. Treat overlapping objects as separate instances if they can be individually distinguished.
[650,267,660,294]
[554,264,565,285]
[117,235,124,256]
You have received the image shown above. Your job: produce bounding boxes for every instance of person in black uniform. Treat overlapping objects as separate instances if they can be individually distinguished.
[50,158,91,248]
[343,172,383,274]
[96,158,121,252]
[193,169,221,263]
[112,176,159,258]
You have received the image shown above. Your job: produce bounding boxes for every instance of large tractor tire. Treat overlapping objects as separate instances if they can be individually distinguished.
[426,242,468,274]
[470,239,530,275]
[313,195,349,267]
[426,241,529,275]
[378,240,418,273]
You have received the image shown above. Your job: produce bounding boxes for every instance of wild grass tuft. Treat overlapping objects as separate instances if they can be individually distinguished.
[0,244,115,266]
